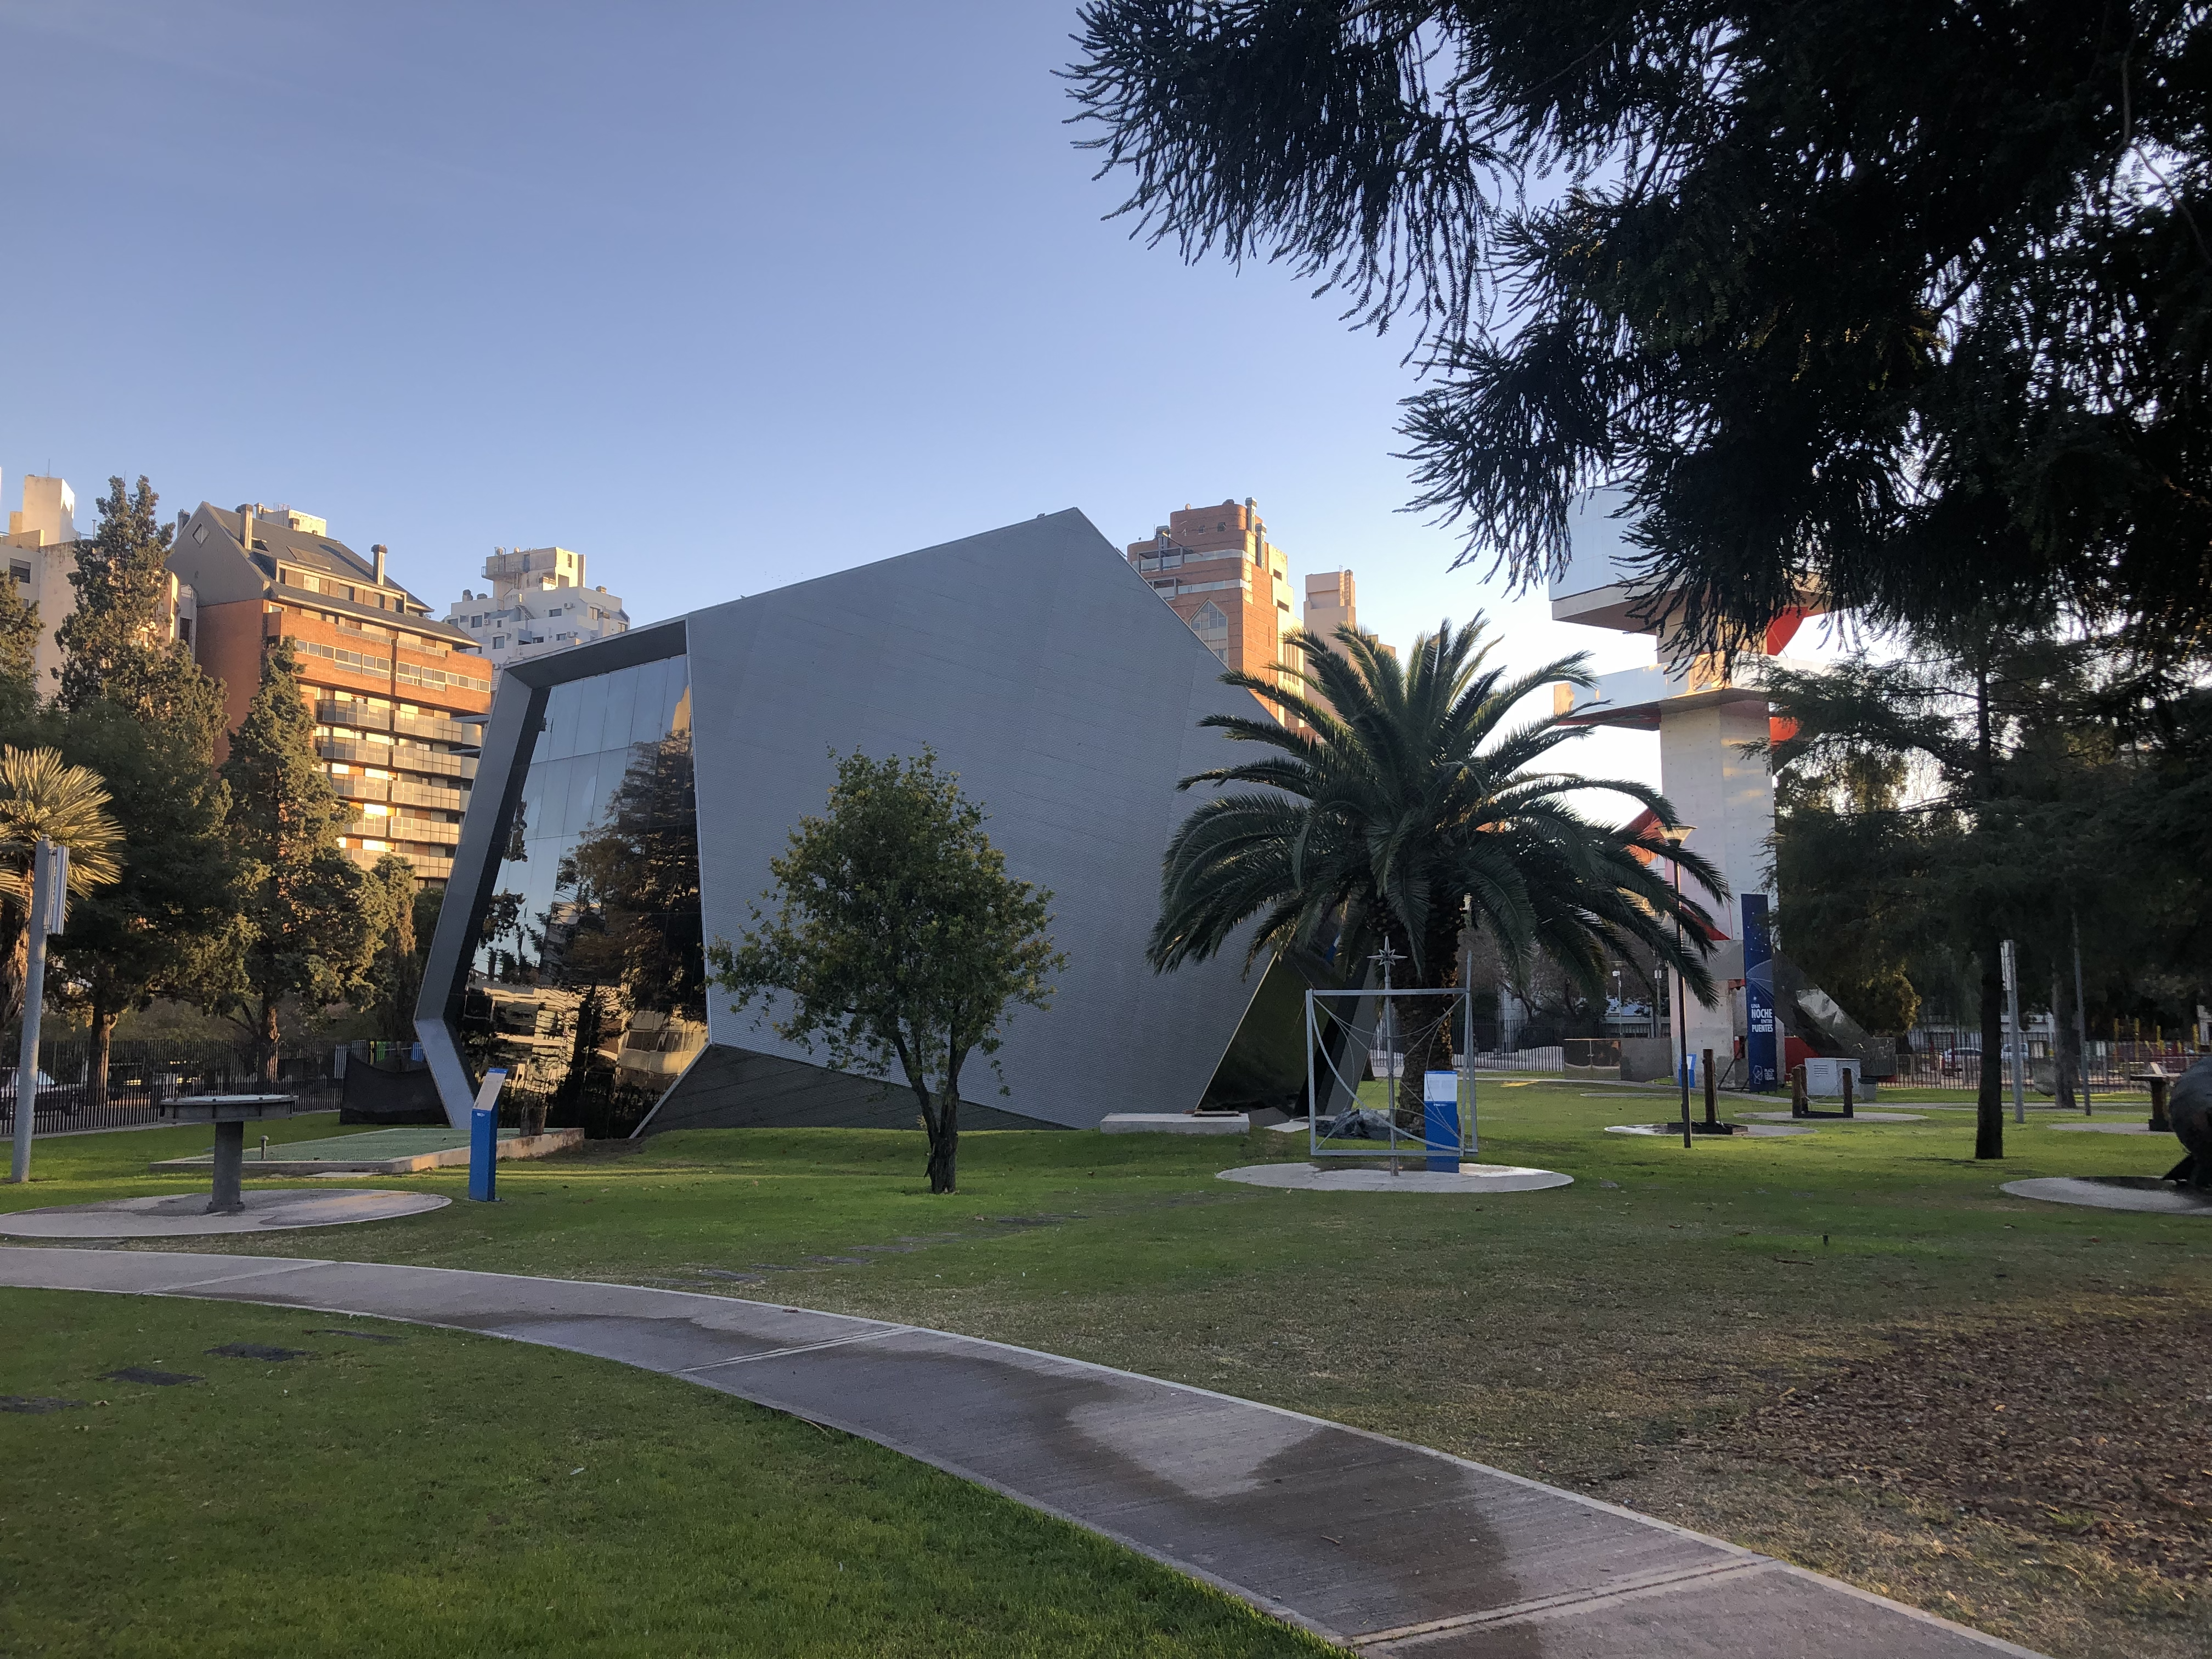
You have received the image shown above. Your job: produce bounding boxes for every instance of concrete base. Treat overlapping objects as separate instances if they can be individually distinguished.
[1999,1176,2212,1215]
[0,1188,450,1239]
[1606,1122,1814,1138]
[1101,1114,1248,1136]
[1218,1162,1571,1193]
[1736,1110,1926,1123]
[2046,1122,2159,1135]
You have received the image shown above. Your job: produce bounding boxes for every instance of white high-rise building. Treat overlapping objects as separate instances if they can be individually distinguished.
[1548,493,1829,1083]
[445,545,629,670]
[3,473,80,693]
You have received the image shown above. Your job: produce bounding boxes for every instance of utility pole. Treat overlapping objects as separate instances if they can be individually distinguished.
[9,839,66,1185]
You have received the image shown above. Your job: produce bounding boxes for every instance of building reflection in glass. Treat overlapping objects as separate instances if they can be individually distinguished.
[466,654,706,1125]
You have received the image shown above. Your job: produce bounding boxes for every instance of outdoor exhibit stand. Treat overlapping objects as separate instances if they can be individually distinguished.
[161,1095,300,1214]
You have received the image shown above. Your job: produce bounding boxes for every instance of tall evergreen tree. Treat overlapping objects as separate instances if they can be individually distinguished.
[218,639,373,1083]
[42,475,237,1103]
[1067,2,2212,658]
[0,568,41,732]
[359,853,423,1044]
[56,477,176,708]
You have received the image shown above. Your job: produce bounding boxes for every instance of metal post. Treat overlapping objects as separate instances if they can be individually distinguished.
[1702,1048,1717,1128]
[1841,1065,1855,1119]
[2072,909,2091,1116]
[1674,854,1690,1149]
[2001,939,2026,1126]
[9,840,56,1185]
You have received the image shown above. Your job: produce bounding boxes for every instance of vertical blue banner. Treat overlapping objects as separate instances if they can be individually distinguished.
[1742,893,1779,1092]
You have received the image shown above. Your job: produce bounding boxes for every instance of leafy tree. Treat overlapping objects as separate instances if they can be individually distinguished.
[1148,618,1724,1117]
[712,750,1064,1194]
[1066,2,2212,657]
[40,475,236,1103]
[1765,620,2181,1153]
[0,746,122,1048]
[217,640,374,1084]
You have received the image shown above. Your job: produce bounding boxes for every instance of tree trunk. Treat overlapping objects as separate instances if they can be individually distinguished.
[1975,941,2005,1159]
[2051,964,2081,1114]
[928,1047,963,1195]
[88,991,116,1111]
[258,996,281,1087]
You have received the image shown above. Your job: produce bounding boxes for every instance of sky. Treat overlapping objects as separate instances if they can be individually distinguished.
[0,0,1843,803]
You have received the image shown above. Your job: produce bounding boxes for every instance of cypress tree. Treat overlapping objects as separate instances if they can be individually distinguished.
[46,476,235,1103]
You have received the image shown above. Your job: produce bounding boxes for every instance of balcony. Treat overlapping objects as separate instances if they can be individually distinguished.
[330,772,390,802]
[319,735,475,780]
[393,712,476,747]
[391,816,462,847]
[318,736,396,767]
[316,701,392,732]
[391,779,466,812]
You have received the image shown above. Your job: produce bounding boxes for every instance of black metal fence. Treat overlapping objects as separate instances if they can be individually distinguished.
[0,1039,341,1135]
[1889,1030,2202,1093]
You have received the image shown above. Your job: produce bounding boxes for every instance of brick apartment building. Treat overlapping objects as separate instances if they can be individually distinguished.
[1126,499,1301,719]
[168,503,490,884]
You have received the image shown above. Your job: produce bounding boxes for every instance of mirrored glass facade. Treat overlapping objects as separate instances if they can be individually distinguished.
[465,653,706,1122]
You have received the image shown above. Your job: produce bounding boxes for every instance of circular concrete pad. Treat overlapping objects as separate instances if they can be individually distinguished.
[1604,1122,1814,1138]
[2000,1176,2212,1216]
[1735,1109,1926,1122]
[2047,1121,2160,1135]
[1219,1162,1571,1194]
[0,1188,450,1239]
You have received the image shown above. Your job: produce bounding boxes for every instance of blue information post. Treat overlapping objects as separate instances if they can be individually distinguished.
[1423,1069,1460,1173]
[1742,894,1779,1092]
[466,1067,508,1204]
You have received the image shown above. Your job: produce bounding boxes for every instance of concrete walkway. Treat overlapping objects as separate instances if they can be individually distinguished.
[0,1246,2040,1657]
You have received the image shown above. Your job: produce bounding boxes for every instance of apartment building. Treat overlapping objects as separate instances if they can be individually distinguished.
[444,545,628,670]
[168,502,492,884]
[3,473,80,692]
[1126,499,1300,719]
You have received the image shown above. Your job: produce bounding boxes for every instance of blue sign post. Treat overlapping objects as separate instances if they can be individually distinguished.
[1742,893,1779,1092]
[1423,1070,1460,1173]
[466,1068,508,1204]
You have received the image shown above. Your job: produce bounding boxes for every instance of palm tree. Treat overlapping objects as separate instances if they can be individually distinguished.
[0,745,124,1037]
[1149,619,1725,1115]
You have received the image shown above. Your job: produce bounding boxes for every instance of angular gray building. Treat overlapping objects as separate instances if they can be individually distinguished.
[415,510,1279,1133]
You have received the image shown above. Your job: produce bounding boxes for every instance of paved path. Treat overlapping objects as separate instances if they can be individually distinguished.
[0,1246,2039,1657]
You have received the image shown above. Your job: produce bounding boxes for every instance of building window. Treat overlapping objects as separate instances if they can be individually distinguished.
[1189,601,1229,645]
[8,562,28,585]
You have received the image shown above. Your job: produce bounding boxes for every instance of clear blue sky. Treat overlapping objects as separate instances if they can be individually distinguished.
[0,0,1788,798]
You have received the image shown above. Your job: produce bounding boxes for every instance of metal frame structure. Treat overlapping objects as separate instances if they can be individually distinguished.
[1304,985,1475,1163]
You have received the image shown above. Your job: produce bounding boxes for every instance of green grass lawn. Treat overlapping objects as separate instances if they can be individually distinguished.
[5,1085,2208,1658]
[0,1288,1328,1659]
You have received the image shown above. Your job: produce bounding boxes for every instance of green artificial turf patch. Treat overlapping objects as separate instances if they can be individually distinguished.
[0,1289,1328,1659]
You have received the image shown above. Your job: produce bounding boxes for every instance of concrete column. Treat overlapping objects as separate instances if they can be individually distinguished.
[207,1121,245,1215]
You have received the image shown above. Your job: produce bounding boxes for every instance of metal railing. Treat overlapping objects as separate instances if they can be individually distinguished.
[0,1039,340,1135]
[316,701,392,732]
